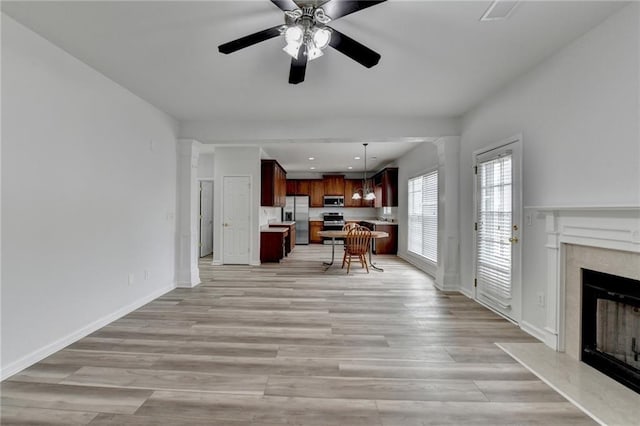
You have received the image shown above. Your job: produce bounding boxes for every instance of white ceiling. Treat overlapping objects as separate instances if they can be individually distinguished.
[1,0,625,173]
[260,139,429,173]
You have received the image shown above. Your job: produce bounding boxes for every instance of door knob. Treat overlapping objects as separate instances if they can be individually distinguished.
[509,236,519,244]
[224,223,229,227]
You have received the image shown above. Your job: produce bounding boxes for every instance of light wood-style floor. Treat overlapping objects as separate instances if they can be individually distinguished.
[1,245,595,425]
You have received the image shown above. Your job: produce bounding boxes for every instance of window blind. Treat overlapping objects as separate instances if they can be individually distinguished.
[408,171,438,263]
[476,154,512,304]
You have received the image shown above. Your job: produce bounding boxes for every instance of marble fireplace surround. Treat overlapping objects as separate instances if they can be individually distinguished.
[537,206,640,354]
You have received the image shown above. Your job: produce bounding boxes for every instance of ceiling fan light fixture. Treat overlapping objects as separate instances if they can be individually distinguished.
[307,43,324,61]
[313,8,331,24]
[283,42,301,59]
[284,25,303,45]
[312,27,331,49]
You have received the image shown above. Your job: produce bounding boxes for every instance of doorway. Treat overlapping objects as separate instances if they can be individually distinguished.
[222,176,251,264]
[473,136,522,322]
[199,180,213,257]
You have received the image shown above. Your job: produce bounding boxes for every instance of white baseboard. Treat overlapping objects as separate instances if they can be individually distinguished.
[0,282,176,381]
[519,320,547,343]
[459,287,474,299]
[397,253,437,278]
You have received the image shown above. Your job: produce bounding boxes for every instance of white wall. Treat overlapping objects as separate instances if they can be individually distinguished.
[1,15,179,378]
[197,154,215,179]
[213,147,261,265]
[458,4,639,333]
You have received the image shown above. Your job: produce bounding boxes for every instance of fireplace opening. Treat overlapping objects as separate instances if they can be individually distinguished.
[581,268,640,393]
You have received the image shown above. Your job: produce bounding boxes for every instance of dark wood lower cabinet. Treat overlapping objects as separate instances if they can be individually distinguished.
[310,221,323,244]
[260,228,288,262]
[269,223,295,255]
[374,224,398,255]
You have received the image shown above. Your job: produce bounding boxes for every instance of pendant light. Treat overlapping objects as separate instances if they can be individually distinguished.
[352,143,376,201]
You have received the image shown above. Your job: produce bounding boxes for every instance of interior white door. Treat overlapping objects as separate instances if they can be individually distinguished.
[222,176,251,264]
[474,138,522,321]
[199,181,214,257]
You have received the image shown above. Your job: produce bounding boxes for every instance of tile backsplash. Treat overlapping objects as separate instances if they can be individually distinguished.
[260,207,282,226]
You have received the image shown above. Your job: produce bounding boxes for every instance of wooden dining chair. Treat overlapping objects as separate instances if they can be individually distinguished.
[342,226,372,274]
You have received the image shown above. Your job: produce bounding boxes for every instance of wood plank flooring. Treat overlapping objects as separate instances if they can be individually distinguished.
[1,245,596,425]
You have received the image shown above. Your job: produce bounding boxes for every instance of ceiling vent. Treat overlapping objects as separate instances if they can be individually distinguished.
[480,1,519,21]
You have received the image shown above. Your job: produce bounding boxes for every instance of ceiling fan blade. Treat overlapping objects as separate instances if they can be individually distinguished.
[328,27,380,68]
[321,0,387,20]
[218,25,282,54]
[289,45,308,84]
[270,0,300,11]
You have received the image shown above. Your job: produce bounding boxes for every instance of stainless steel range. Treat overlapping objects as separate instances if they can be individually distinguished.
[322,212,345,245]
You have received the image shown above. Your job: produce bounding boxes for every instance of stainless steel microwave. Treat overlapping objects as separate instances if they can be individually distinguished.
[323,196,344,207]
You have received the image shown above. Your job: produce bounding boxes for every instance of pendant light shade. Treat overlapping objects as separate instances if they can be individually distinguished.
[352,143,375,201]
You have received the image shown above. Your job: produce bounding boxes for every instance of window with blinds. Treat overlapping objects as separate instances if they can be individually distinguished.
[476,153,512,306]
[408,171,438,263]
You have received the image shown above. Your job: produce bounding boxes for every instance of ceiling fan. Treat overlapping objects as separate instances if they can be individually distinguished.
[218,0,387,84]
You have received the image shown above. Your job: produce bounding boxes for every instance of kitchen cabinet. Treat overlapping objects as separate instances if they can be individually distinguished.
[269,223,296,255]
[286,180,297,196]
[309,180,324,207]
[297,180,310,196]
[261,160,287,207]
[310,220,323,244]
[286,179,311,196]
[344,179,361,207]
[374,224,398,254]
[260,227,288,262]
[360,221,398,255]
[323,175,345,196]
[372,167,398,208]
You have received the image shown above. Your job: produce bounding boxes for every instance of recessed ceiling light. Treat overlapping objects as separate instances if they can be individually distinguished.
[308,157,315,160]
[348,166,353,170]
[354,156,361,160]
[310,166,316,170]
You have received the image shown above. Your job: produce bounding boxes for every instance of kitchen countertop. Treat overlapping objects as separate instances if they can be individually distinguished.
[260,226,289,233]
[268,221,296,226]
[359,220,398,226]
[309,218,398,226]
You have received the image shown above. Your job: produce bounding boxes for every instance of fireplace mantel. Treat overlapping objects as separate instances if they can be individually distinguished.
[532,205,640,351]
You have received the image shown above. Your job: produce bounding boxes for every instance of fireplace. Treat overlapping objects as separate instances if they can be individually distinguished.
[581,268,640,393]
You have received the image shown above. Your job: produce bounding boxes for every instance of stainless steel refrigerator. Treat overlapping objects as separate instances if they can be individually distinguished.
[283,196,309,245]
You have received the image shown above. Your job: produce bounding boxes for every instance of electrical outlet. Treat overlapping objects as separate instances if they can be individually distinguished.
[144,270,150,281]
[537,293,545,307]
[128,273,134,286]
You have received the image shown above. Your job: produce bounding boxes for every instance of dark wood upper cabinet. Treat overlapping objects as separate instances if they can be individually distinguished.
[373,167,398,207]
[297,180,310,196]
[286,179,297,196]
[261,159,287,207]
[344,179,361,207]
[323,175,345,196]
[283,168,396,208]
[309,180,323,207]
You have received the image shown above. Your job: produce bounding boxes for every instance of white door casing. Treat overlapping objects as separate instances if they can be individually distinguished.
[473,135,522,322]
[222,176,251,264]
[199,180,214,257]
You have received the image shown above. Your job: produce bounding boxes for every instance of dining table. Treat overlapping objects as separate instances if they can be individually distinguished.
[317,230,389,272]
